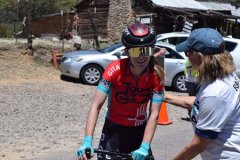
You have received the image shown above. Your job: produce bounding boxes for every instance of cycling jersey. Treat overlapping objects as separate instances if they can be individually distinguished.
[97,58,164,127]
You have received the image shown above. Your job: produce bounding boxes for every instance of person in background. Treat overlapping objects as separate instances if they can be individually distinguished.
[73,35,82,50]
[165,28,240,160]
[76,23,166,160]
[182,58,199,121]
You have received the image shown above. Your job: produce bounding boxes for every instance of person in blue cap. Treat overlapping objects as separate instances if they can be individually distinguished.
[165,28,240,160]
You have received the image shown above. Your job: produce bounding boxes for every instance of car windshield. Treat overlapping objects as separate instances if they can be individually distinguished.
[98,43,123,53]
[157,35,163,39]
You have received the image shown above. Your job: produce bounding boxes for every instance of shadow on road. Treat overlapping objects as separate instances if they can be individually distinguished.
[60,75,83,84]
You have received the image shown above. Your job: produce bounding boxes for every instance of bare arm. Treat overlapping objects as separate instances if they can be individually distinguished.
[172,134,209,160]
[164,92,195,110]
[142,103,161,143]
[85,90,107,136]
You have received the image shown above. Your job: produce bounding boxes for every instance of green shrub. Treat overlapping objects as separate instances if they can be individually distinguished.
[0,24,9,37]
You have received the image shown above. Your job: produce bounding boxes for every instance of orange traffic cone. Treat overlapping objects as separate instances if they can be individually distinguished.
[158,102,173,125]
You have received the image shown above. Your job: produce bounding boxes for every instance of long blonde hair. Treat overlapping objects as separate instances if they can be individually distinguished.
[197,51,235,82]
[150,56,165,81]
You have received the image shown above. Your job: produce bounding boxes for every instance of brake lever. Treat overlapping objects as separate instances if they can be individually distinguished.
[85,148,91,159]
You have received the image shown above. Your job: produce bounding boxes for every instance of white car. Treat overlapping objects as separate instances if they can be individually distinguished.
[157,32,240,77]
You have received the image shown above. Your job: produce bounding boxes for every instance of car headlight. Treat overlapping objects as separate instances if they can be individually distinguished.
[62,57,83,63]
[63,57,72,63]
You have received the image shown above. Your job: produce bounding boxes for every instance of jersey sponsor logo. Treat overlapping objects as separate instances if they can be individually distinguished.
[107,64,120,76]
[232,75,240,107]
[233,76,239,91]
[115,82,151,104]
[128,104,147,126]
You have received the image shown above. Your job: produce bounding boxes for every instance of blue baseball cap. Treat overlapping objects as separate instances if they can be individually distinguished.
[176,28,225,55]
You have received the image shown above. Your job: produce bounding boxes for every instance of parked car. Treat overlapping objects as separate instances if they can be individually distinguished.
[59,43,126,85]
[157,32,240,77]
[59,42,187,92]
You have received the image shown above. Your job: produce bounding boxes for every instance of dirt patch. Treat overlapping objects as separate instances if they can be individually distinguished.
[0,39,66,81]
[0,39,102,160]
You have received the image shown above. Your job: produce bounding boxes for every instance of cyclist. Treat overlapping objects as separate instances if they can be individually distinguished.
[76,23,165,160]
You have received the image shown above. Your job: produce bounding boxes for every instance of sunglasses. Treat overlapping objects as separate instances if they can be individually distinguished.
[128,47,153,57]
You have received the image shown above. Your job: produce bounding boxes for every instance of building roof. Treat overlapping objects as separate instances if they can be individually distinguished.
[151,0,240,20]
[151,0,208,10]
[200,1,240,17]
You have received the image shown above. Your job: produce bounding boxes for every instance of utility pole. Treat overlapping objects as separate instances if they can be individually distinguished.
[26,0,32,51]
[61,10,64,53]
[15,0,19,43]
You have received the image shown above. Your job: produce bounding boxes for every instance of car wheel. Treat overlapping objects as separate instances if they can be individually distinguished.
[172,73,187,92]
[80,64,103,85]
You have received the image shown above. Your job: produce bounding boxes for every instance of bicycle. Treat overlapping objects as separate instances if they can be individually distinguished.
[85,147,154,160]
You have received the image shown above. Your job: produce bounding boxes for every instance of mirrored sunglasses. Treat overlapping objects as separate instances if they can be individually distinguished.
[128,47,153,57]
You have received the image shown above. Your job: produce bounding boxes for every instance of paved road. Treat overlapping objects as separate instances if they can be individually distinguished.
[152,120,201,160]
[151,91,201,160]
[29,122,201,160]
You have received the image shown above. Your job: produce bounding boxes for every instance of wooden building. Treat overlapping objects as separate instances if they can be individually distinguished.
[31,12,74,38]
[31,0,240,40]
[73,0,240,39]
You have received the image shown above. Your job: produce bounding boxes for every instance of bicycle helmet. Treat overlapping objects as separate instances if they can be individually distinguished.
[121,23,156,48]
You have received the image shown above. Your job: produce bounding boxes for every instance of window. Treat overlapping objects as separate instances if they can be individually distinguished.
[131,0,146,6]
[164,47,184,59]
[176,37,188,45]
[158,37,188,46]
[224,41,237,52]
[159,38,177,45]
[99,43,123,53]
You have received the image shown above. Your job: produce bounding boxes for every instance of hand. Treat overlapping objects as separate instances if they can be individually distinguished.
[153,47,166,57]
[76,136,94,159]
[131,142,150,160]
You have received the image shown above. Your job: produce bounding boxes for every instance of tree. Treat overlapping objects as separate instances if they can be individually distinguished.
[0,0,78,37]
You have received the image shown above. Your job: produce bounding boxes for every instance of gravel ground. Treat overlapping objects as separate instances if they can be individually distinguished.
[0,76,107,160]
[0,75,189,160]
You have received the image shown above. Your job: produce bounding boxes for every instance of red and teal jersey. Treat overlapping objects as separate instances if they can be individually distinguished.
[97,58,164,126]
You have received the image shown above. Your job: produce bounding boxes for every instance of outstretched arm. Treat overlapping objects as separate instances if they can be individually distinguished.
[164,92,195,110]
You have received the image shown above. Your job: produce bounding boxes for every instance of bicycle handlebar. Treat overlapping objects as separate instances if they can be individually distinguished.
[85,147,154,160]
